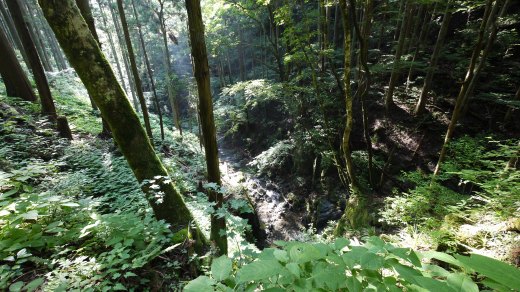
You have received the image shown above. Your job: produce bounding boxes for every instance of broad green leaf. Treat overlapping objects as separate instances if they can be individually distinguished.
[413,276,456,292]
[389,247,421,267]
[60,202,80,207]
[420,251,463,267]
[273,249,289,262]
[21,210,38,220]
[455,254,520,290]
[345,276,362,292]
[184,276,215,292]
[236,260,282,284]
[288,243,322,263]
[286,262,300,278]
[447,273,478,292]
[360,252,385,270]
[334,238,350,250]
[211,255,232,281]
[9,281,24,292]
[389,260,422,285]
[24,277,44,292]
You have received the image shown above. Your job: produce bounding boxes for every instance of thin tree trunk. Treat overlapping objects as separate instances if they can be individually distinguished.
[22,1,53,72]
[108,1,139,110]
[116,0,153,141]
[0,27,36,101]
[185,0,227,255]
[384,0,412,110]
[131,0,164,141]
[158,1,182,135]
[433,0,495,177]
[7,0,57,119]
[461,0,509,115]
[415,2,452,115]
[0,0,29,66]
[39,0,206,249]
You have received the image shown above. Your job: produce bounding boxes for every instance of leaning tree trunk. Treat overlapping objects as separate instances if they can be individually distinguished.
[116,0,153,141]
[335,0,369,236]
[131,0,164,141]
[21,1,53,73]
[433,0,495,178]
[185,0,227,256]
[415,1,452,116]
[7,0,57,120]
[0,0,30,67]
[38,0,206,249]
[0,26,36,101]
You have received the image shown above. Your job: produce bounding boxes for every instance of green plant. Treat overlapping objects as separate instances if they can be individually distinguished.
[185,236,520,291]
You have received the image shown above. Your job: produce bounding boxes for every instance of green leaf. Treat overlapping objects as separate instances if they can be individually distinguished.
[360,252,385,270]
[288,243,322,263]
[21,210,38,220]
[60,202,80,207]
[455,254,520,290]
[286,262,300,278]
[9,281,24,292]
[413,276,456,292]
[421,251,463,267]
[184,276,215,292]
[211,255,232,281]
[236,260,283,284]
[24,278,45,292]
[273,249,289,262]
[334,238,350,250]
[447,273,478,292]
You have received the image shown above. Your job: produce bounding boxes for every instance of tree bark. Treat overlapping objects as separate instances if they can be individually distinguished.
[131,0,164,141]
[185,0,227,255]
[415,2,452,115]
[433,0,495,177]
[385,0,413,110]
[158,0,182,135]
[0,26,36,101]
[7,0,57,119]
[39,0,206,249]
[116,0,153,141]
[0,0,29,66]
[21,1,53,72]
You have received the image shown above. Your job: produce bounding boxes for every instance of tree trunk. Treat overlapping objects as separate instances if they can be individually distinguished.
[39,0,206,249]
[108,1,139,111]
[116,0,153,141]
[75,0,113,137]
[384,0,412,110]
[22,1,53,72]
[131,0,164,141]
[7,0,57,120]
[415,2,452,116]
[185,0,227,256]
[0,0,29,66]
[433,0,495,177]
[335,0,368,236]
[0,27,36,101]
[158,2,182,136]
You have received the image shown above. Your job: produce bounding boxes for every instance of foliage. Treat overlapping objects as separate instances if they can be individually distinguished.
[186,236,520,291]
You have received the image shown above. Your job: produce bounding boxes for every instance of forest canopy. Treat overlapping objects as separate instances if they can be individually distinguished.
[0,0,519,290]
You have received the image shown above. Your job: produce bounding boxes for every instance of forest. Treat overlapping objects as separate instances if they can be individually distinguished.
[0,0,519,290]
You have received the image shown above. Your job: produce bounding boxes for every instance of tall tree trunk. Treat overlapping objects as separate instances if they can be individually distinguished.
[131,0,164,141]
[158,1,182,135]
[185,0,227,256]
[238,26,246,81]
[22,1,53,72]
[95,0,126,95]
[108,1,139,111]
[415,2,452,115]
[335,0,368,236]
[0,0,29,66]
[39,0,206,249]
[0,27,36,101]
[116,0,153,141]
[75,0,112,137]
[384,0,412,110]
[461,0,509,115]
[7,0,57,120]
[433,0,495,177]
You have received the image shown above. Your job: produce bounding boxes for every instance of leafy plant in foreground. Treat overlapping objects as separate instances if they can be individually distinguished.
[185,236,520,291]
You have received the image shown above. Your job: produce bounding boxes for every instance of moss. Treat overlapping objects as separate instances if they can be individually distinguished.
[334,193,369,236]
[172,228,189,244]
